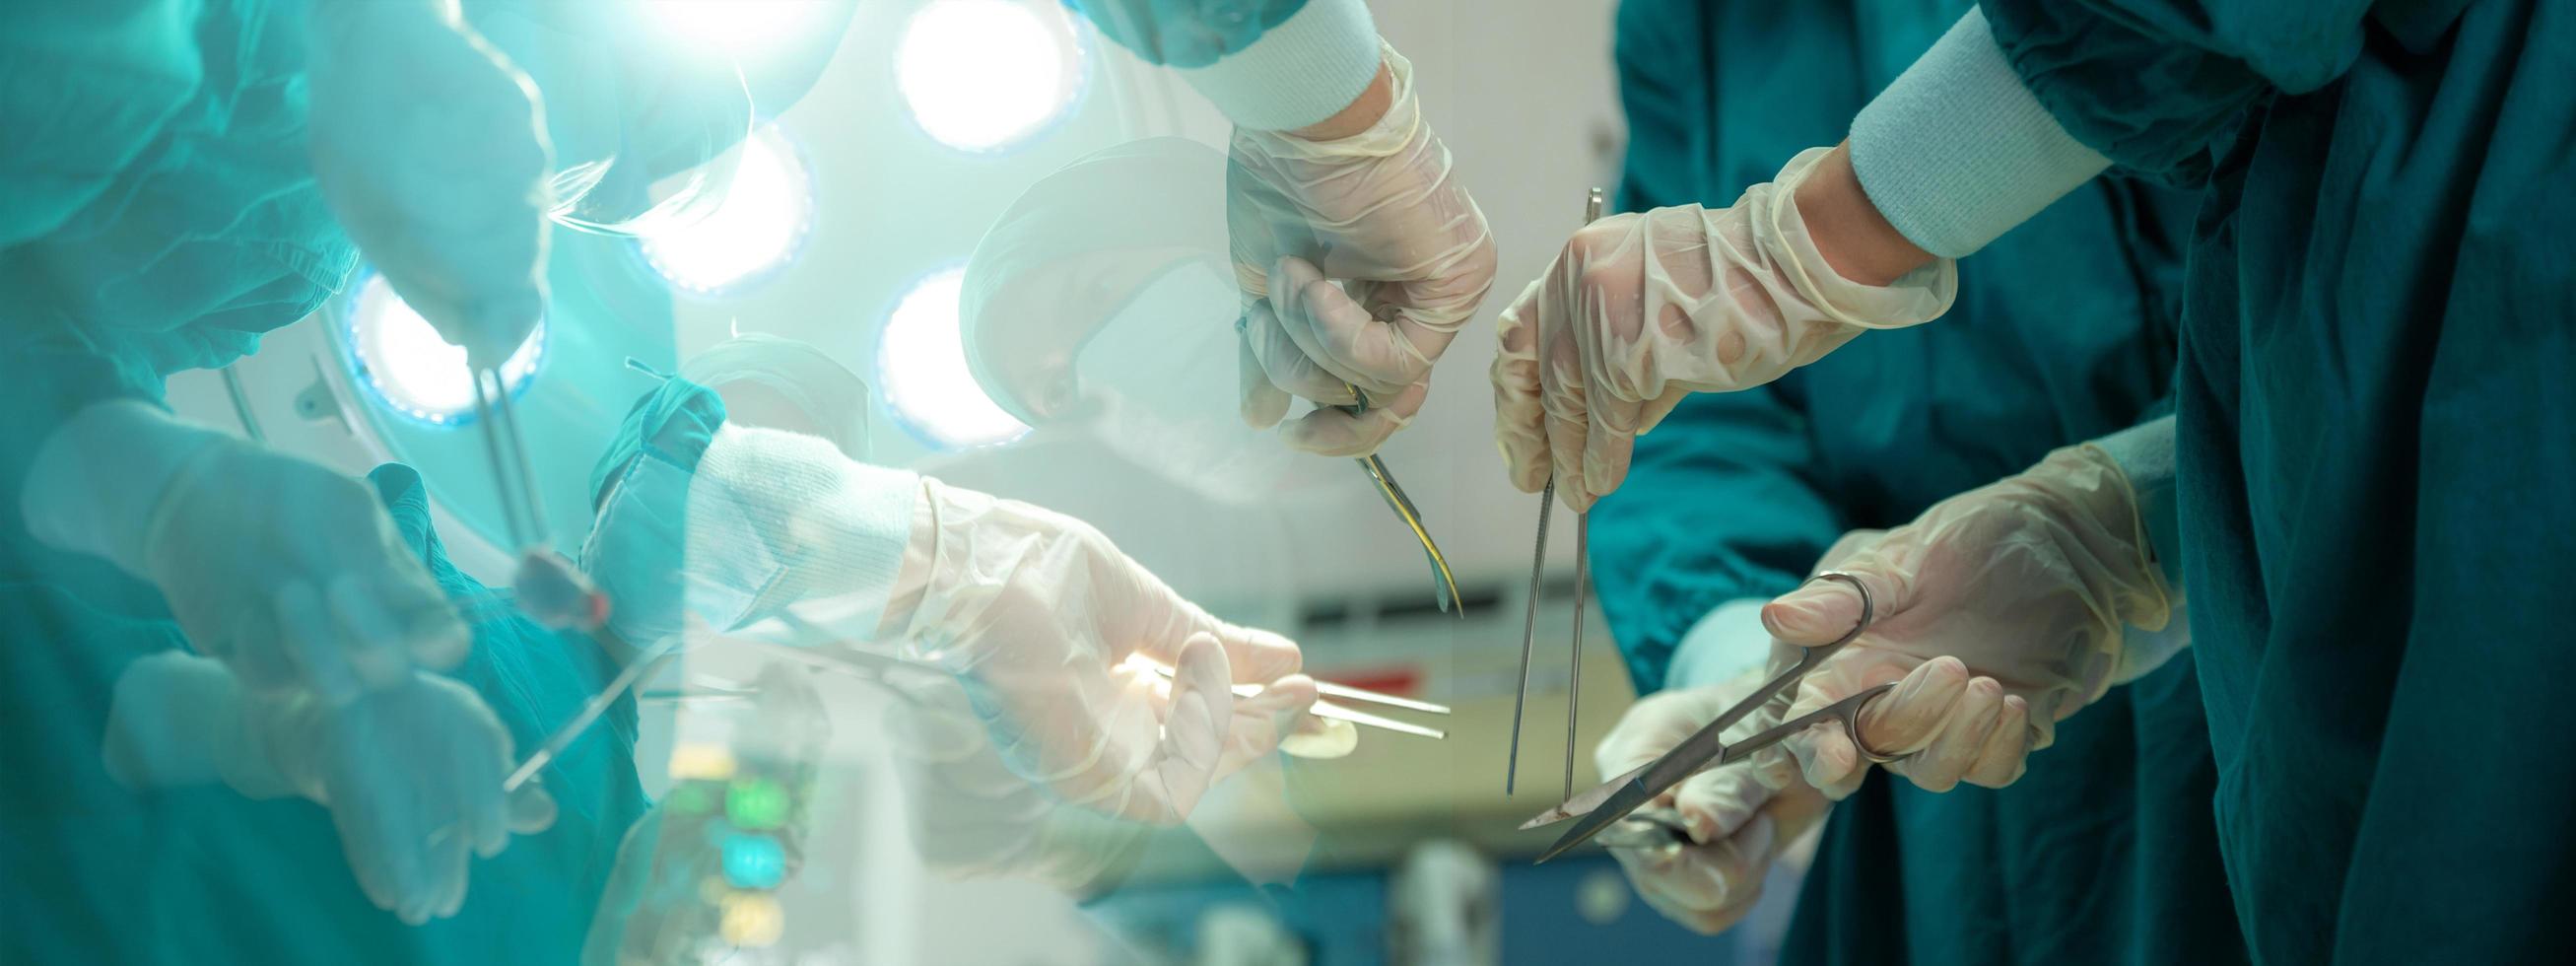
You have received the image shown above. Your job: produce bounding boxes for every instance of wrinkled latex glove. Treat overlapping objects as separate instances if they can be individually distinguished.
[142,438,470,704]
[886,478,1338,824]
[1231,45,1497,456]
[1594,670,1830,934]
[308,0,551,369]
[1752,446,2173,799]
[245,673,558,926]
[1491,147,1957,510]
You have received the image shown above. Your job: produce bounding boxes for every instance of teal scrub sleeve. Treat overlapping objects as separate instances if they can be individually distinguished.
[1587,385,1843,694]
[1980,0,2383,180]
[1068,0,1381,130]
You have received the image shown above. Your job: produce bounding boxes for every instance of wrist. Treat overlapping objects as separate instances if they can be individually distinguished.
[1794,143,1933,287]
[1289,58,1392,141]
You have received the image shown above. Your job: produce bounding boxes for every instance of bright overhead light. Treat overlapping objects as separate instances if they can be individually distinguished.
[877,266,1030,448]
[346,273,544,425]
[896,0,1083,153]
[638,124,816,296]
[643,0,839,58]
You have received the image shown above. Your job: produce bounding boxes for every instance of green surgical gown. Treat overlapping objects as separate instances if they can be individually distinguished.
[1980,0,2576,960]
[1590,1,2243,963]
[0,462,646,962]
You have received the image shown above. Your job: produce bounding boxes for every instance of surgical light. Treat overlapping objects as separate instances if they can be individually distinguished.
[876,266,1031,448]
[346,273,544,425]
[638,124,816,296]
[896,0,1083,153]
[643,0,839,58]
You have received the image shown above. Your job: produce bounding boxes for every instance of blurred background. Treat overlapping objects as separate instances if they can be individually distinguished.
[159,2,1776,962]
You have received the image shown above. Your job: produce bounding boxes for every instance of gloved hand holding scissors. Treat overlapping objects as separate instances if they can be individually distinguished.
[1752,444,2175,798]
[1231,44,1497,457]
[1593,665,1830,934]
[307,0,551,368]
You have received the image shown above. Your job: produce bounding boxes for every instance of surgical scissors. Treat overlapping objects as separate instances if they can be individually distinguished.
[1507,187,1606,799]
[1343,384,1465,616]
[1519,572,1905,862]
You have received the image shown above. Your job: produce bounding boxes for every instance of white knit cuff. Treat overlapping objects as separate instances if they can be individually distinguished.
[23,400,227,575]
[690,425,918,632]
[1847,8,2110,258]
[1175,0,1382,131]
[1667,598,1775,690]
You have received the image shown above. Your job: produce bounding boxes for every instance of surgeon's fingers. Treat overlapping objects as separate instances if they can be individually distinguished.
[1140,634,1235,823]
[1281,379,1425,456]
[1237,319,1292,430]
[1220,674,1322,772]
[1964,694,2033,789]
[1853,656,1969,760]
[1242,302,1357,406]
[430,829,470,922]
[1578,402,1640,511]
[1270,257,1432,395]
[279,580,363,706]
[1670,768,1766,845]
[1491,279,1551,493]
[1762,565,1904,648]
[1279,711,1359,760]
[1888,675,2004,793]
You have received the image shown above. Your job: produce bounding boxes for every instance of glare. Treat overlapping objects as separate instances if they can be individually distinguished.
[896,0,1083,152]
[643,0,838,57]
[639,124,815,296]
[878,267,1031,448]
[349,274,543,424]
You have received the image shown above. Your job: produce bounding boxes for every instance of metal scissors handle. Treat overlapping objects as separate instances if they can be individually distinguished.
[1521,572,1905,862]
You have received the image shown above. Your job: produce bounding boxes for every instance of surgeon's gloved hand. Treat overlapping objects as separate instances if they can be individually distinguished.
[1752,445,2174,799]
[1595,670,1830,934]
[884,478,1339,824]
[1231,45,1497,457]
[1492,148,1957,510]
[883,672,1155,896]
[142,438,470,704]
[240,673,558,926]
[307,0,551,368]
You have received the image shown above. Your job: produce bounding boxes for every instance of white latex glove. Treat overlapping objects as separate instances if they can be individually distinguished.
[1594,670,1830,935]
[1491,148,1958,510]
[885,478,1340,823]
[1753,445,2174,798]
[240,672,558,925]
[308,0,551,368]
[142,438,471,704]
[1230,45,1497,456]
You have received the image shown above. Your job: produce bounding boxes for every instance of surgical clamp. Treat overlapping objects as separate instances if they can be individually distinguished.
[1507,187,1606,800]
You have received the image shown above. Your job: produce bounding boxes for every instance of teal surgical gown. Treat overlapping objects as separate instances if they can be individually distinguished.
[0,462,646,963]
[1979,0,2576,960]
[1590,1,2242,963]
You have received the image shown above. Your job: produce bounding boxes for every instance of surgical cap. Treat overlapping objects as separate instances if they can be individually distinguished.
[678,333,870,459]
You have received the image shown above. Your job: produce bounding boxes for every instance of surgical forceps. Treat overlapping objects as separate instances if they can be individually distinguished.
[1519,572,1904,862]
[1506,188,1606,800]
[470,365,610,630]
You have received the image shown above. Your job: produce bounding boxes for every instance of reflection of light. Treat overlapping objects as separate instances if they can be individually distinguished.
[644,0,836,57]
[721,834,787,890]
[878,267,1031,448]
[639,125,814,296]
[719,893,785,946]
[348,274,543,425]
[896,0,1082,152]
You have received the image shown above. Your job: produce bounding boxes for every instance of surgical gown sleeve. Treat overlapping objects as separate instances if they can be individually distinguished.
[1064,0,1382,130]
[1588,386,1843,694]
[1979,0,2379,179]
